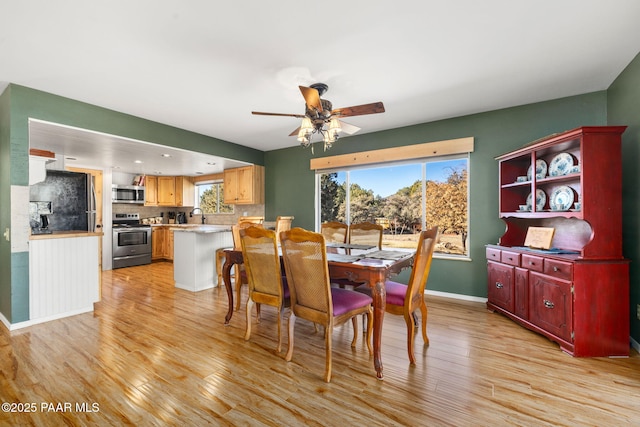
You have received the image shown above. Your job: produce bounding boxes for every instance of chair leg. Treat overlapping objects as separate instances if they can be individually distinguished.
[365,307,373,355]
[324,324,333,382]
[244,298,253,341]
[285,312,297,362]
[405,311,417,365]
[276,308,282,353]
[420,301,429,345]
[350,316,359,348]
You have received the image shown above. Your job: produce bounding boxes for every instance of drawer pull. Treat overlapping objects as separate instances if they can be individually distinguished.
[543,300,555,309]
[508,257,513,261]
[553,266,559,272]
[529,261,535,266]
[495,282,504,289]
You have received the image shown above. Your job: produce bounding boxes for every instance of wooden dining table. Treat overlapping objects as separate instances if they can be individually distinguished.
[221,245,414,380]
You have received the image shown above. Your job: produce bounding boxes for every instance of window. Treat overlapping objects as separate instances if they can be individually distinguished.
[195,181,234,214]
[318,155,469,257]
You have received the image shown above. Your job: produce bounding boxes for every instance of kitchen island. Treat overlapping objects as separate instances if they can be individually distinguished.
[172,226,233,292]
[29,230,103,324]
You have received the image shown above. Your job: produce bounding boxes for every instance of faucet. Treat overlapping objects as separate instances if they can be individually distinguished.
[189,208,206,224]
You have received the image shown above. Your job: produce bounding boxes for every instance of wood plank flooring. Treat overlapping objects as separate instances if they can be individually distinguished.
[1,261,639,426]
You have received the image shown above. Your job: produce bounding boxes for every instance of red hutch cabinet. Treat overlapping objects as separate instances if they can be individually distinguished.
[486,126,629,357]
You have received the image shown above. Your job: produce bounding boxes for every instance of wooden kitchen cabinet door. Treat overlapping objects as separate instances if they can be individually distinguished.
[223,165,264,204]
[145,176,158,206]
[157,176,176,206]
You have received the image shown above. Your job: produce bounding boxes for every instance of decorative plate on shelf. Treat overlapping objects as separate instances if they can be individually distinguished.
[526,189,547,211]
[527,159,548,180]
[549,186,575,211]
[548,153,575,177]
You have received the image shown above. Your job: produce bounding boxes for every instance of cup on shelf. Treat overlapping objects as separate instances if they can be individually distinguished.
[519,204,529,211]
[516,176,528,182]
[574,202,581,211]
[570,165,580,174]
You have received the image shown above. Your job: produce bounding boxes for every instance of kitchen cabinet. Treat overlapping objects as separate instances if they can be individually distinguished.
[486,126,630,357]
[145,176,194,207]
[145,176,158,206]
[175,176,195,207]
[152,226,175,260]
[223,165,264,204]
[157,176,176,206]
[152,226,165,260]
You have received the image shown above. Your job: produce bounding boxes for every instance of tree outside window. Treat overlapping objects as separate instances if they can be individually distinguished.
[195,182,234,214]
[319,158,469,256]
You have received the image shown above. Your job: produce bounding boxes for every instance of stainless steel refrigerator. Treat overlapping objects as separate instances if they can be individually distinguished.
[29,170,97,232]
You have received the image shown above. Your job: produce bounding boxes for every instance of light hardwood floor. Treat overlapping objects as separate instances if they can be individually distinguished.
[1,261,639,426]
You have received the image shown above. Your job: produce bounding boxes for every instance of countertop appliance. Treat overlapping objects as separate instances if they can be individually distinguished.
[112,184,145,204]
[112,213,152,269]
[30,170,97,232]
[176,212,187,224]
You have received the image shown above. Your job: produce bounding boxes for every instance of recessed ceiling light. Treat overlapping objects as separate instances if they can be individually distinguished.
[207,162,216,165]
[134,160,143,164]
[196,172,204,174]
[66,157,77,161]
[161,154,171,158]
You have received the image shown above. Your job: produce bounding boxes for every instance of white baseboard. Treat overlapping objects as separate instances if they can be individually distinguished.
[1,306,94,331]
[425,289,488,303]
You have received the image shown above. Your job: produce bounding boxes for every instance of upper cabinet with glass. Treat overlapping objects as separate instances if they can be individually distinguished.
[496,126,626,258]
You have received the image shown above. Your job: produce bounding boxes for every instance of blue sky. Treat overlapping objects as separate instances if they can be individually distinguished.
[335,159,466,197]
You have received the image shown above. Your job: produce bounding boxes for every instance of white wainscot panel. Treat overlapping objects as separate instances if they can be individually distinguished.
[29,236,100,321]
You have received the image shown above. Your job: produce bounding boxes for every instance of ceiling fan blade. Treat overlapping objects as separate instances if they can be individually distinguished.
[338,120,361,135]
[288,126,301,137]
[252,111,306,118]
[299,86,323,112]
[331,102,385,118]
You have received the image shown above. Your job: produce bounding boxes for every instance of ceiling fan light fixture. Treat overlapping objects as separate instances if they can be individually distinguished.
[297,117,313,143]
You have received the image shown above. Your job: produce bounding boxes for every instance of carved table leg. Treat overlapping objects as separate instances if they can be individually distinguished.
[371,278,386,380]
[223,253,235,325]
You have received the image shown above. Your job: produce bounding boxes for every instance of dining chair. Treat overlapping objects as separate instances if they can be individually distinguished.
[280,227,373,382]
[231,221,265,311]
[320,221,348,244]
[355,226,438,364]
[240,226,290,352]
[215,216,264,290]
[274,215,294,246]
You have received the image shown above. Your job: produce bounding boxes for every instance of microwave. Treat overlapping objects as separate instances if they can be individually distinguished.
[112,185,145,204]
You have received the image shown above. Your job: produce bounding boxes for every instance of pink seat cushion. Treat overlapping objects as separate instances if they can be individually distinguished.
[330,288,372,316]
[355,280,407,307]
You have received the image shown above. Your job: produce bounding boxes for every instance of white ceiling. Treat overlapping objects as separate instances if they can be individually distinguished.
[2,1,640,176]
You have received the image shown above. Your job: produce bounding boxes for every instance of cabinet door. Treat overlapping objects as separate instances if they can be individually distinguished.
[529,272,573,342]
[145,176,158,206]
[166,230,174,260]
[151,227,165,260]
[236,166,254,203]
[223,168,239,204]
[157,177,176,206]
[514,267,528,319]
[487,261,515,313]
[175,176,195,207]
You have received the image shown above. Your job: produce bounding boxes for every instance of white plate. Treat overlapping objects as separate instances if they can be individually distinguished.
[527,159,547,180]
[526,189,546,211]
[548,153,574,177]
[549,186,575,211]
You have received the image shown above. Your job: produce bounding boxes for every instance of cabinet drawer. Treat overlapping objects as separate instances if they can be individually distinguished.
[501,250,520,267]
[486,247,501,261]
[543,259,573,281]
[521,254,543,272]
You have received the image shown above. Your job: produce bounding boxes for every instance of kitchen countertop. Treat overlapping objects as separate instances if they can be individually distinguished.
[30,230,104,240]
[170,225,231,233]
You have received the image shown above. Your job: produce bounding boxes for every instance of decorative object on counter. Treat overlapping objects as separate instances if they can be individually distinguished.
[523,226,555,250]
[167,211,176,224]
[548,153,575,177]
[549,186,575,211]
[132,175,146,186]
[527,159,547,180]
[176,212,187,224]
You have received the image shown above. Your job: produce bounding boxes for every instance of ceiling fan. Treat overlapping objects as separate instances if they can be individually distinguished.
[252,83,385,152]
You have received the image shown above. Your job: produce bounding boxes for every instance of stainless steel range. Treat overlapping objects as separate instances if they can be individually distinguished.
[112,213,152,269]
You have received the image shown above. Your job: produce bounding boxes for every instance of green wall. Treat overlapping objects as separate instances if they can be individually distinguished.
[265,92,608,298]
[1,84,265,323]
[608,52,640,342]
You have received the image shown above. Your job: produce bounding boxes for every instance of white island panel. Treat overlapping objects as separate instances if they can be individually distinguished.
[173,227,232,292]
